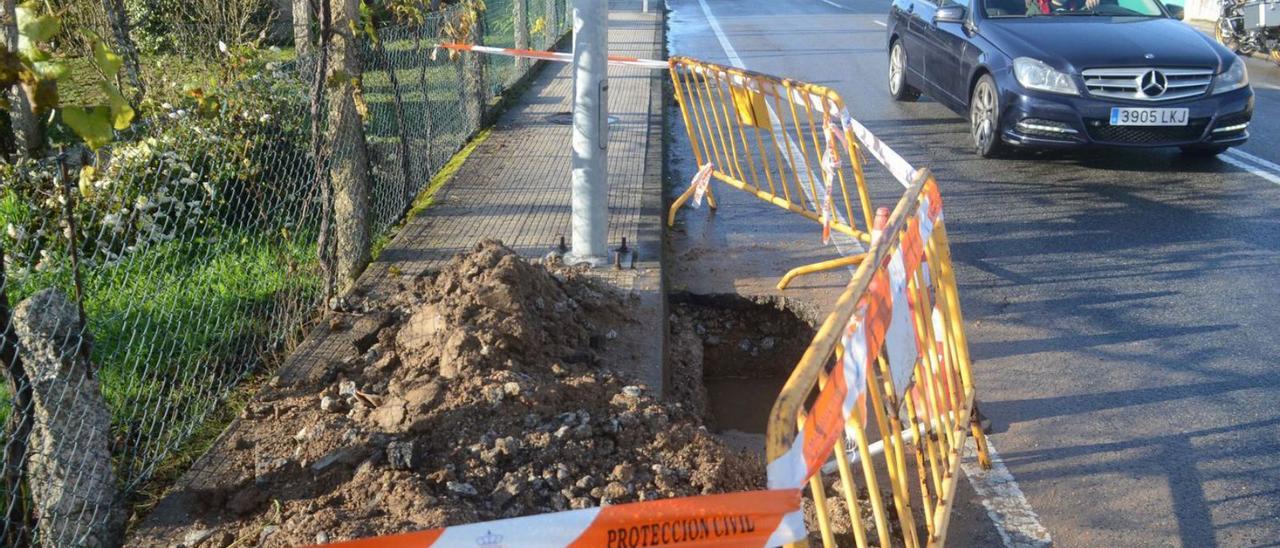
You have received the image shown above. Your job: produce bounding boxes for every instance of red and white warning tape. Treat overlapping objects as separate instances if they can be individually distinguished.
[435,43,669,70]
[690,162,715,208]
[838,108,921,189]
[316,489,805,547]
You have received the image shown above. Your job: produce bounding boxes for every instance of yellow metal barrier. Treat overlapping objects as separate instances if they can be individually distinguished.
[765,170,991,547]
[667,57,876,288]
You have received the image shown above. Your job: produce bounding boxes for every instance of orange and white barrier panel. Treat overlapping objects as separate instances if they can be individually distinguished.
[766,171,991,548]
[317,489,806,547]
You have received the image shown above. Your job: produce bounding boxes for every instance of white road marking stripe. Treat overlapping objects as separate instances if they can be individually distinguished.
[1221,152,1280,186]
[874,19,888,26]
[819,0,853,10]
[1225,148,1280,175]
[962,439,1053,547]
[691,2,1048,547]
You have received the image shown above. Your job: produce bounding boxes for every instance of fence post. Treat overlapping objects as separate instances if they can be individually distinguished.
[292,0,314,59]
[514,0,530,73]
[326,0,372,294]
[12,290,122,547]
[461,4,486,130]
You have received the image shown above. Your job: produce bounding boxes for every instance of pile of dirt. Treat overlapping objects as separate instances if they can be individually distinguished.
[164,241,763,547]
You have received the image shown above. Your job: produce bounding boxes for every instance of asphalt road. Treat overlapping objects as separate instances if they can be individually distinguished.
[664,1,1280,545]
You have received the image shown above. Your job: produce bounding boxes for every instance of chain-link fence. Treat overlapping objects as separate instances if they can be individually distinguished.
[0,1,571,544]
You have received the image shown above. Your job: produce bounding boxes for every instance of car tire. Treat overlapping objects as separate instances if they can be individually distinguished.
[1179,145,1230,157]
[888,40,921,102]
[970,75,1006,158]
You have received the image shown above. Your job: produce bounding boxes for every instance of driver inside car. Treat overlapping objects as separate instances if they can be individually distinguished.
[1025,0,1101,14]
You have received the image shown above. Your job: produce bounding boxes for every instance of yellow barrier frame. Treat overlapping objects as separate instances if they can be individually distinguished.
[766,170,991,547]
[667,57,876,289]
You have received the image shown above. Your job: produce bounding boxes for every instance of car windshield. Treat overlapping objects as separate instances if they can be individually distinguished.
[982,0,1166,17]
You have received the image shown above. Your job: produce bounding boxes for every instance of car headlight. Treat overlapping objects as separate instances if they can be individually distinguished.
[1013,57,1079,96]
[1213,58,1249,94]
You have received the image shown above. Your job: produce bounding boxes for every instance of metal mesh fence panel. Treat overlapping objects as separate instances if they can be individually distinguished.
[0,0,570,543]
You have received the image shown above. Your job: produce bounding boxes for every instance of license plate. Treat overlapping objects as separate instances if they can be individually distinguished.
[1109,107,1189,126]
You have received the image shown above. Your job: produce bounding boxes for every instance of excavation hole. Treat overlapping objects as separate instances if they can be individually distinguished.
[668,294,815,444]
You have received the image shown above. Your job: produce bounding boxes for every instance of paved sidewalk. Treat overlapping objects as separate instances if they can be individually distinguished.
[130,1,667,542]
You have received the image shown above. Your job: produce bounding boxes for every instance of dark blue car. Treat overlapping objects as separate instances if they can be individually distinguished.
[887,0,1254,157]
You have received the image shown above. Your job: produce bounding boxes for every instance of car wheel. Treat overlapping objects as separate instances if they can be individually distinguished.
[888,40,921,102]
[970,75,1005,158]
[1179,144,1230,157]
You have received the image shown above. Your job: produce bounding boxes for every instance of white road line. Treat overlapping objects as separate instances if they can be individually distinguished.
[690,1,1048,547]
[874,19,888,26]
[819,0,853,10]
[1226,148,1280,174]
[1222,152,1280,186]
[962,439,1053,547]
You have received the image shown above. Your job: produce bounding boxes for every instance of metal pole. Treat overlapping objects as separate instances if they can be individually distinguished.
[565,0,609,266]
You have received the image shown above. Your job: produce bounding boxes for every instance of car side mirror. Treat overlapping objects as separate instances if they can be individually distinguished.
[935,5,967,23]
[1166,4,1184,20]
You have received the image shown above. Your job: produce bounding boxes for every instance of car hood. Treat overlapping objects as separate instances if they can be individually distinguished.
[980,18,1229,73]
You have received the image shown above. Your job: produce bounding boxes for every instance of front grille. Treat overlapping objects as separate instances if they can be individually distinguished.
[1085,118,1210,144]
[1082,67,1214,102]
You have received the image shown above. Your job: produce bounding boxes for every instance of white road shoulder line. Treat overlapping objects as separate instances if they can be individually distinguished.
[963,439,1053,547]
[690,1,1048,547]
[819,0,854,10]
[1222,152,1280,186]
[874,19,888,27]
[1226,148,1280,174]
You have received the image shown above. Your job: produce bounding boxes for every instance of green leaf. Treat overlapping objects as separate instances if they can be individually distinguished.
[16,4,61,44]
[32,61,69,80]
[79,166,97,199]
[92,40,124,76]
[99,81,135,130]
[62,106,114,150]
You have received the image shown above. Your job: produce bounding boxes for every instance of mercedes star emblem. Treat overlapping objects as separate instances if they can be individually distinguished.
[1139,70,1168,97]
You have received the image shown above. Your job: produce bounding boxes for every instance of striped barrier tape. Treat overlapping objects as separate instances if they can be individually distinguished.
[838,108,921,189]
[435,43,670,70]
[316,489,806,547]
[689,162,715,208]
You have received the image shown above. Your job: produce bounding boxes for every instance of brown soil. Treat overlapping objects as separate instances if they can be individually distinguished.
[150,241,763,547]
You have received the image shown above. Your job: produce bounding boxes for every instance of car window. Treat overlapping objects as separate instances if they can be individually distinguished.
[983,0,1164,16]
[1110,0,1162,14]
[982,0,1029,16]
[949,0,972,9]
